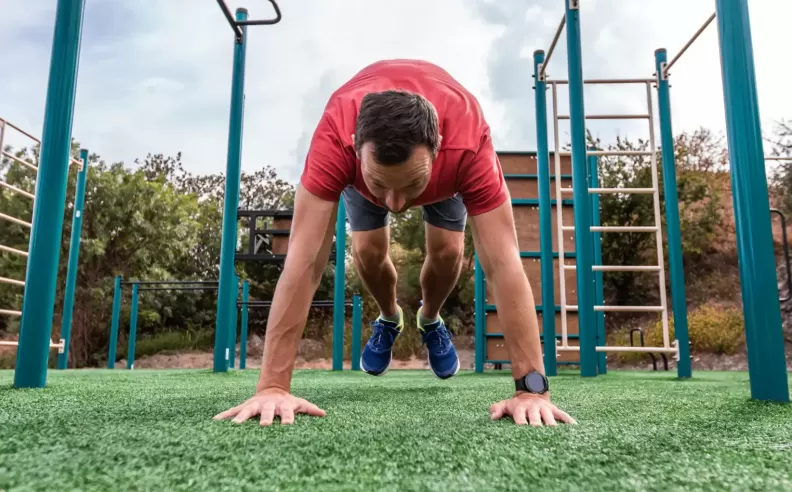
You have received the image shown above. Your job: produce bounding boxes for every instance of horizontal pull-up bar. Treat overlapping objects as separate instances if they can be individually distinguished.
[138,286,219,292]
[537,13,566,81]
[216,0,282,42]
[548,78,655,85]
[663,12,716,77]
[122,280,218,286]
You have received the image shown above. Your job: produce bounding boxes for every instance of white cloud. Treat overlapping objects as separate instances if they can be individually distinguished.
[1,0,790,182]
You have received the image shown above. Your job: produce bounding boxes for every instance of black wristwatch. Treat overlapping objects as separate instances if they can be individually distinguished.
[515,371,549,394]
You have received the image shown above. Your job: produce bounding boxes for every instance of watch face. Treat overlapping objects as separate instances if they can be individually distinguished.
[525,372,547,393]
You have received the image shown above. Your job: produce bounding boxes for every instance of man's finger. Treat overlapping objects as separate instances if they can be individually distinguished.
[279,404,296,425]
[213,403,244,420]
[297,400,326,417]
[540,406,557,427]
[512,405,529,426]
[489,402,505,420]
[527,405,542,427]
[231,404,259,424]
[259,402,277,427]
[553,407,577,425]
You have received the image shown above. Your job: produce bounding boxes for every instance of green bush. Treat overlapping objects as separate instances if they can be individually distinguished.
[116,329,214,360]
[608,304,744,364]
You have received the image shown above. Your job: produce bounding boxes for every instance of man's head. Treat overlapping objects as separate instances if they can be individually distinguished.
[353,90,440,213]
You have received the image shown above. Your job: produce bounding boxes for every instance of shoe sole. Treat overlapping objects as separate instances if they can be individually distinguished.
[360,352,392,376]
[427,352,460,380]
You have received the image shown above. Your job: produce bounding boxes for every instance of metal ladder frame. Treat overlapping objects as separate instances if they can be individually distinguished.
[548,79,678,359]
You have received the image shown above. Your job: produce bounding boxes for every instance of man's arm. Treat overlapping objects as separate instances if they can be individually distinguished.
[256,184,338,393]
[468,201,544,379]
[469,200,575,426]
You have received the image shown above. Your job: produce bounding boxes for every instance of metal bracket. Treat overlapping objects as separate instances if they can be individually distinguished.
[672,340,680,361]
[58,338,65,354]
[537,63,546,82]
[569,0,580,9]
[659,62,669,81]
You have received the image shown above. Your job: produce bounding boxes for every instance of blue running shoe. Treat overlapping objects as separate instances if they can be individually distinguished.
[360,308,404,376]
[418,308,460,379]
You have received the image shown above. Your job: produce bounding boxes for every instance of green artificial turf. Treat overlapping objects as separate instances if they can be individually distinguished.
[1,369,791,491]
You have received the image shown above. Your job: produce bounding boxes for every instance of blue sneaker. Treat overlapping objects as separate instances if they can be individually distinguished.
[360,308,404,376]
[418,308,460,379]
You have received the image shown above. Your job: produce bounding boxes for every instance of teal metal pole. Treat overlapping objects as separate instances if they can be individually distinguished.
[351,294,362,370]
[107,276,122,369]
[714,0,789,402]
[655,49,692,379]
[13,0,86,389]
[57,148,89,369]
[229,276,239,368]
[473,254,485,372]
[332,201,347,371]
[588,155,607,374]
[564,0,597,377]
[126,283,139,370]
[239,280,249,369]
[214,8,248,373]
[533,50,557,376]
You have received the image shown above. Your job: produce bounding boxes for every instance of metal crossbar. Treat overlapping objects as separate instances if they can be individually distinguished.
[0,276,24,287]
[558,114,650,120]
[549,80,672,354]
[0,212,31,228]
[549,78,656,85]
[0,244,28,257]
[560,187,655,195]
[538,13,567,81]
[664,13,716,77]
[0,309,22,316]
[0,339,65,353]
[0,181,34,199]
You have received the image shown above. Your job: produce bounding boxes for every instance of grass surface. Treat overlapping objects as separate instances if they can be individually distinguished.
[1,369,791,491]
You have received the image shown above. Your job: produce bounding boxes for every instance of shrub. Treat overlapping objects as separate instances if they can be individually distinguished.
[608,304,744,364]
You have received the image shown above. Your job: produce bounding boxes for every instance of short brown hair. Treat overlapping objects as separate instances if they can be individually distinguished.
[354,90,440,165]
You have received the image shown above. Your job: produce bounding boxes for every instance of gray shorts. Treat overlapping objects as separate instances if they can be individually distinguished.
[341,186,467,232]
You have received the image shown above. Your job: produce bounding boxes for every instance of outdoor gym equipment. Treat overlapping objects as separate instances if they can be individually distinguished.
[1,113,88,386]
[475,0,788,403]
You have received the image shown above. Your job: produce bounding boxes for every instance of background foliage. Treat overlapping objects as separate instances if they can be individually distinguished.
[0,124,790,368]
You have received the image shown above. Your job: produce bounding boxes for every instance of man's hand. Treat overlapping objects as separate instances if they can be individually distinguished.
[489,393,576,427]
[213,388,326,426]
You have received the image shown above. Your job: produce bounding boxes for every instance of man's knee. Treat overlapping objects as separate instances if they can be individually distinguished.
[427,238,464,271]
[352,230,389,268]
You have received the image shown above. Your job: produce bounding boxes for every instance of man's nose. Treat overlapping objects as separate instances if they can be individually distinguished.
[385,191,406,212]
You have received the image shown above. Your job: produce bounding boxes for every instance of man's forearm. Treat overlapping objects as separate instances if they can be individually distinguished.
[488,260,545,379]
[256,259,324,392]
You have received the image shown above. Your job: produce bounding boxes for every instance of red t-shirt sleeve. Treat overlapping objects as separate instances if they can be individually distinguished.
[299,111,354,202]
[457,129,509,216]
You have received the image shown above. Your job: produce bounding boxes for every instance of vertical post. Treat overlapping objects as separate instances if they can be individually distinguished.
[13,0,86,389]
[332,200,347,371]
[229,275,239,368]
[351,294,362,370]
[57,148,89,369]
[714,0,789,402]
[533,50,557,376]
[473,254,485,373]
[239,280,249,369]
[588,155,607,374]
[107,276,122,369]
[655,49,692,379]
[214,8,248,373]
[564,0,597,377]
[127,283,139,370]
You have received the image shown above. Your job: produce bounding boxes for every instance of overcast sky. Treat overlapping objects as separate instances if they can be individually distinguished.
[2,0,791,183]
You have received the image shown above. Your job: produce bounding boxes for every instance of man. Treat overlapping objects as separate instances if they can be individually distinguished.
[214,59,575,427]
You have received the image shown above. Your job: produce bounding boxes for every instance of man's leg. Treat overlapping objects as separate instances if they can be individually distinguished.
[342,187,403,375]
[418,195,466,378]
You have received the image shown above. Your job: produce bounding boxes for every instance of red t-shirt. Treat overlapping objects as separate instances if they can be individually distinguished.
[299,59,508,216]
